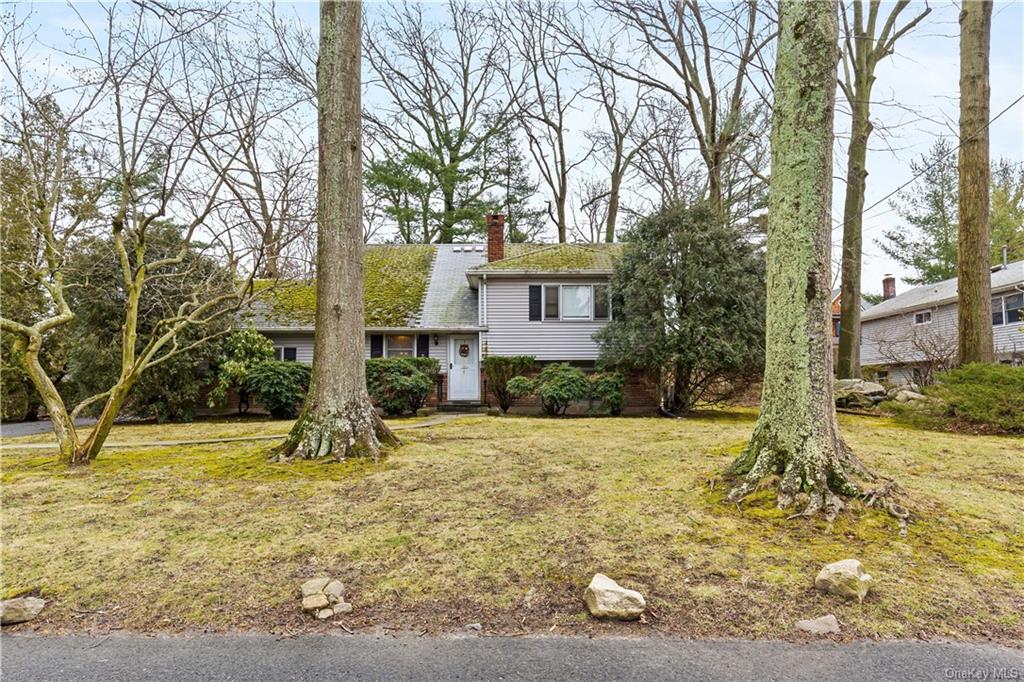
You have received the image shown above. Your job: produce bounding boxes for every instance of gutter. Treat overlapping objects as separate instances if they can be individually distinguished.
[466,268,614,287]
[254,326,488,334]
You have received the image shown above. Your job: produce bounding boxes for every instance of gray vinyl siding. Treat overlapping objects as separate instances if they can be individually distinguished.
[481,277,609,361]
[860,302,958,367]
[861,288,1024,372]
[261,332,315,365]
[260,331,450,371]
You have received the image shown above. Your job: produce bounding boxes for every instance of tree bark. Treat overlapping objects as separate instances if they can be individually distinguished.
[278,0,397,460]
[728,0,871,517]
[14,334,79,463]
[956,0,994,365]
[836,0,930,378]
[836,96,871,379]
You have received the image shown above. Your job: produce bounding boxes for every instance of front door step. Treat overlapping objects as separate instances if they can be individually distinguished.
[437,402,485,413]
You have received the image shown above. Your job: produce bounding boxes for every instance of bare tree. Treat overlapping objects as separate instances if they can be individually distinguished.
[574,178,610,243]
[835,0,931,379]
[277,0,397,461]
[630,100,704,209]
[0,5,261,464]
[957,0,994,365]
[364,0,522,242]
[582,63,656,242]
[503,0,591,243]
[569,0,775,223]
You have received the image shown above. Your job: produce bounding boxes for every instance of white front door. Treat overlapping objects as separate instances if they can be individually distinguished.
[448,335,480,401]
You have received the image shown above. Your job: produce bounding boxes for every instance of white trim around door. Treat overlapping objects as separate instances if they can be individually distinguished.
[448,335,480,401]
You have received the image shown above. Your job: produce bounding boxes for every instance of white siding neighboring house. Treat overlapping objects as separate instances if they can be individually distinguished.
[860,260,1024,384]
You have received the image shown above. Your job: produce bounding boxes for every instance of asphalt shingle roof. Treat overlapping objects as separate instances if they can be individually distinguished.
[861,260,1024,321]
[419,244,486,329]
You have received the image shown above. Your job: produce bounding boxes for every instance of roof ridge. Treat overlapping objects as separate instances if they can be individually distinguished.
[468,242,562,268]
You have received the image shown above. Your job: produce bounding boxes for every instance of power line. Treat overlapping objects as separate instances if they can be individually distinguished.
[834,92,1024,237]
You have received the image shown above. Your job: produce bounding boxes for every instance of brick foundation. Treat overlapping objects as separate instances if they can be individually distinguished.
[491,364,660,415]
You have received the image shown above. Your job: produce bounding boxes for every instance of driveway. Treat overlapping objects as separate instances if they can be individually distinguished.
[3,634,1021,681]
[0,418,95,438]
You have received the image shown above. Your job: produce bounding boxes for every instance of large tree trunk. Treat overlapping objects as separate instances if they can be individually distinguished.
[278,0,396,461]
[728,0,871,517]
[956,0,994,365]
[441,184,457,244]
[836,95,871,379]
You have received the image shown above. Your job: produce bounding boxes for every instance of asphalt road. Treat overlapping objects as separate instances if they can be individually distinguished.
[3,634,1021,681]
[0,418,96,438]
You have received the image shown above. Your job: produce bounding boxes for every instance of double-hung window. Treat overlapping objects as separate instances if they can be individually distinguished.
[540,284,611,321]
[992,293,1023,326]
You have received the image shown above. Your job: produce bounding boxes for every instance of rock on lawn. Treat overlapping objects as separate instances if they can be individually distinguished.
[583,574,646,620]
[815,559,873,601]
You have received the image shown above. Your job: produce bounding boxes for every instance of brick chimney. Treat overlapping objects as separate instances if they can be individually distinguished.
[882,274,896,301]
[486,213,505,262]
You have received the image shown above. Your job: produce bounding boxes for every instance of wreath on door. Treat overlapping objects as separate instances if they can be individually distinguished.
[458,344,470,358]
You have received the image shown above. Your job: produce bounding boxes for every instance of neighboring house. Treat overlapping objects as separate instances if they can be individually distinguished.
[860,261,1024,384]
[247,215,659,412]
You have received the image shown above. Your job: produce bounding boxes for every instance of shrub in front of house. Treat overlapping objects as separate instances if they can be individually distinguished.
[482,355,535,413]
[890,363,1024,434]
[366,357,440,416]
[245,361,312,419]
[508,363,590,416]
[588,372,626,416]
[207,327,277,413]
[595,204,766,415]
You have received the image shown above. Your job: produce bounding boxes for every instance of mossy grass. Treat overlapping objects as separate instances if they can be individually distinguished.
[2,412,1021,640]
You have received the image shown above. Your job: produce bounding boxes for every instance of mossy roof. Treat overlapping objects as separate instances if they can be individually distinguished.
[470,243,623,274]
[251,245,436,328]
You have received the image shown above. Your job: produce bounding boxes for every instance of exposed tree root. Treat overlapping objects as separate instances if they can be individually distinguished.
[726,420,911,529]
[273,400,399,462]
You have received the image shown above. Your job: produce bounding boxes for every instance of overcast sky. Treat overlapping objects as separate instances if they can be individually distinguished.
[18,1,1024,297]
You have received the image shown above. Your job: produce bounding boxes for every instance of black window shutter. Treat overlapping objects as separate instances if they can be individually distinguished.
[528,285,541,321]
[370,334,384,358]
[416,334,430,357]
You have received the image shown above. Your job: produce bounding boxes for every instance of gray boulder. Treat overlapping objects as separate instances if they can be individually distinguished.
[796,614,841,635]
[301,578,331,597]
[324,580,345,602]
[894,389,925,403]
[835,380,886,409]
[1,597,46,625]
[301,593,329,612]
[583,574,645,620]
[815,559,873,601]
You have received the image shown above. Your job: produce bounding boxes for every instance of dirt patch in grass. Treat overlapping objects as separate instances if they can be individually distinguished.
[2,411,1022,642]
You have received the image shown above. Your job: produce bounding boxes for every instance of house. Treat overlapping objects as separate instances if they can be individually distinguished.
[859,261,1024,384]
[247,214,659,412]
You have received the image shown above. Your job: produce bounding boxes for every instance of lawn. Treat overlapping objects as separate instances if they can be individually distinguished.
[2,411,1022,642]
